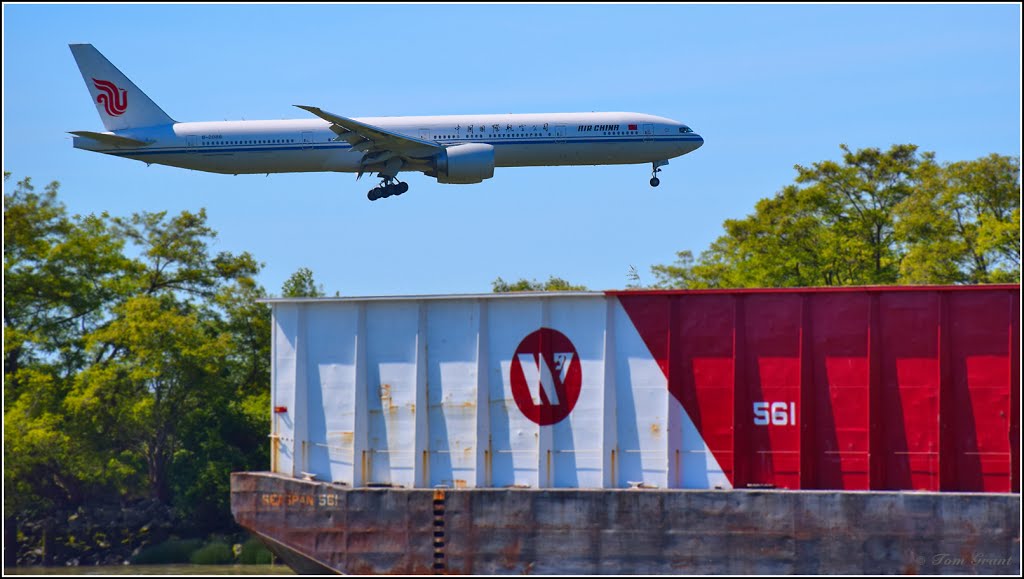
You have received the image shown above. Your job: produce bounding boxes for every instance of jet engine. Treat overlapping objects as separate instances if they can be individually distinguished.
[430,143,495,184]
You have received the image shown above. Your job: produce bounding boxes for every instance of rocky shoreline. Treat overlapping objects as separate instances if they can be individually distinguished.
[7,499,179,567]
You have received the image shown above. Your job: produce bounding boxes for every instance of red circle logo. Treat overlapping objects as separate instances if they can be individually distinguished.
[509,328,582,425]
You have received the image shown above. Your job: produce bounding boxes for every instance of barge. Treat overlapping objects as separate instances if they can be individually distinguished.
[232,286,1020,574]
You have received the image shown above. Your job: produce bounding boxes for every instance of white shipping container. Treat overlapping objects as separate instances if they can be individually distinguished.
[264,293,731,490]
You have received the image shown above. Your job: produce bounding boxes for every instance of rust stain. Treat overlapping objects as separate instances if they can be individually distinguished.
[499,536,523,572]
[339,431,354,444]
[409,403,416,414]
[610,449,617,486]
[454,479,467,489]
[546,450,551,487]
[381,383,393,414]
[484,449,492,486]
[423,450,430,488]
[360,450,368,486]
[651,422,661,436]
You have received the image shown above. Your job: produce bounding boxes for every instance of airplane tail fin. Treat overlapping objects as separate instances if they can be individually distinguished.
[69,44,176,131]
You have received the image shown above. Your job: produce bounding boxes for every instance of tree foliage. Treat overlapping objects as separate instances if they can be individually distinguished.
[896,153,1020,283]
[492,276,587,292]
[4,173,269,537]
[3,174,128,403]
[652,146,1020,288]
[281,267,325,297]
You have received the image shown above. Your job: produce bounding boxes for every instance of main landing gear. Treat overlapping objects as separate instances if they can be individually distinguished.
[367,178,409,201]
[650,159,669,187]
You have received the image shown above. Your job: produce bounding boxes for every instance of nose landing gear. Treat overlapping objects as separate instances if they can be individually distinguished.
[650,159,669,187]
[367,178,409,201]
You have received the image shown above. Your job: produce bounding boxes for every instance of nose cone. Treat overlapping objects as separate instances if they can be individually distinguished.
[684,132,704,155]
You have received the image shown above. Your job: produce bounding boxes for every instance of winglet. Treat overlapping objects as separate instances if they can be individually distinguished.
[294,105,341,124]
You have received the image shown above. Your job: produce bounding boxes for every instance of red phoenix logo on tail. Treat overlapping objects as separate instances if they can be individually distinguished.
[92,78,128,116]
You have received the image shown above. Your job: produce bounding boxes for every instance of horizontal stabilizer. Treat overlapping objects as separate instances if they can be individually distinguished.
[70,131,151,148]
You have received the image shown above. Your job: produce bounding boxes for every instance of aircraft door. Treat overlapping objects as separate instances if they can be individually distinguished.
[186,136,198,150]
[642,124,654,141]
[554,125,566,143]
[420,129,431,141]
[301,132,313,150]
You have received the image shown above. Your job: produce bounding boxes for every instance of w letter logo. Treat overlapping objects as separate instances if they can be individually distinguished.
[510,328,582,426]
[92,78,128,116]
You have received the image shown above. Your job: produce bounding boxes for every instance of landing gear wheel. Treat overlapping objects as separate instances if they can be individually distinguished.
[650,160,667,187]
[368,177,408,201]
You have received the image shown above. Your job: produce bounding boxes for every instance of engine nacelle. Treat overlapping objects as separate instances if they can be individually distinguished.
[431,143,495,184]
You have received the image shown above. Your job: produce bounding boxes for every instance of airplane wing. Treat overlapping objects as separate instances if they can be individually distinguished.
[69,131,151,148]
[295,105,441,160]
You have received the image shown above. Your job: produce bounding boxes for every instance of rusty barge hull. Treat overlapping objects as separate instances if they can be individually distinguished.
[231,472,1020,575]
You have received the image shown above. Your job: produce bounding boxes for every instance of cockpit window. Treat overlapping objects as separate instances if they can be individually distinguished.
[679,126,694,133]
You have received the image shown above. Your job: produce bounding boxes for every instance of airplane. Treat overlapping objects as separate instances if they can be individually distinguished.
[69,44,704,201]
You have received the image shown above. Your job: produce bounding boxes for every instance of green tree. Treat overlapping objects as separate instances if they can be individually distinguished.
[3,173,129,403]
[75,209,262,508]
[68,296,232,502]
[653,184,852,288]
[492,276,587,292]
[897,153,1020,283]
[178,278,272,529]
[110,209,260,300]
[5,174,272,545]
[281,266,325,297]
[653,146,1019,288]
[4,173,132,512]
[793,143,923,283]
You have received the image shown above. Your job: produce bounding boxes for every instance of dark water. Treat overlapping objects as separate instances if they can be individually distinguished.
[2,564,294,575]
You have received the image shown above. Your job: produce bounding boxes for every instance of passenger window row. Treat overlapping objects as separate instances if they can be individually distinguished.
[198,139,297,145]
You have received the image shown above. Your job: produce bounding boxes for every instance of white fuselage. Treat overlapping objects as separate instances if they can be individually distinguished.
[73,112,704,176]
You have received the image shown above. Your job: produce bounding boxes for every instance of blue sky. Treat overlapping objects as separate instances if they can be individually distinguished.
[3,3,1020,296]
